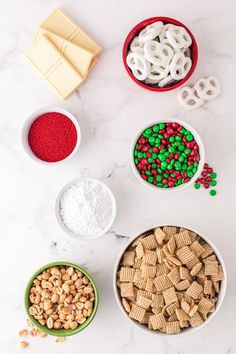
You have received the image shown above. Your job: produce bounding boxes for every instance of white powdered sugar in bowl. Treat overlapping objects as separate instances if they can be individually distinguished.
[56,178,116,240]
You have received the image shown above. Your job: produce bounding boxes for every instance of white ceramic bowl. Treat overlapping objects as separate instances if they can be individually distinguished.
[130,119,205,192]
[22,106,82,165]
[55,177,117,240]
[113,225,227,337]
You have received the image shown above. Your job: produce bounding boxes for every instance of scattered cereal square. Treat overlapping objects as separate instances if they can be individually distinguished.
[129,304,146,322]
[150,313,167,330]
[205,261,219,276]
[166,321,180,334]
[143,250,158,265]
[154,274,172,292]
[120,267,135,282]
[174,231,192,248]
[120,282,134,298]
[136,296,152,310]
[186,281,203,299]
[176,246,195,264]
[141,234,158,250]
[123,251,135,266]
[141,265,156,279]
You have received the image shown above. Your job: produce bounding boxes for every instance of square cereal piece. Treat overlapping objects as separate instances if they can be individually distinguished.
[141,265,156,279]
[176,291,184,302]
[123,251,135,266]
[120,282,134,298]
[181,299,190,314]
[136,295,152,310]
[189,241,205,257]
[150,313,166,330]
[189,311,204,328]
[163,287,178,305]
[134,257,142,269]
[189,304,198,317]
[179,320,189,328]
[190,262,202,277]
[156,263,169,276]
[186,255,200,270]
[175,280,191,291]
[145,278,154,292]
[174,231,192,248]
[201,243,214,259]
[129,304,146,322]
[166,302,179,316]
[143,250,158,265]
[157,249,165,264]
[140,311,152,324]
[211,265,224,281]
[203,254,217,262]
[198,297,213,315]
[196,266,205,279]
[204,279,213,295]
[133,269,142,283]
[152,294,164,308]
[122,298,131,313]
[131,235,145,247]
[205,261,219,276]
[154,274,172,292]
[186,281,203,299]
[188,231,197,242]
[179,267,191,280]
[154,228,166,245]
[167,268,181,285]
[168,313,178,321]
[163,226,177,238]
[137,290,152,299]
[120,267,135,282]
[141,234,157,250]
[175,308,189,321]
[152,307,162,315]
[166,321,180,334]
[176,246,195,264]
[133,278,146,290]
[167,237,176,254]
[136,242,144,259]
[213,281,220,293]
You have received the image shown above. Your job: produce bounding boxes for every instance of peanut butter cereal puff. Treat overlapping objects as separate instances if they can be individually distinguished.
[116,226,225,334]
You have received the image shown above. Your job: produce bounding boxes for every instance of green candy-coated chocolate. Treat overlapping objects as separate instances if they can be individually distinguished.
[174,141,181,147]
[148,158,154,163]
[211,180,217,186]
[157,183,163,187]
[151,163,157,168]
[145,128,152,135]
[148,177,154,183]
[210,189,217,196]
[187,171,194,178]
[182,164,187,171]
[175,161,181,170]
[169,136,175,143]
[175,136,182,141]
[134,150,138,157]
[211,172,217,179]
[184,148,191,155]
[164,173,169,178]
[134,158,138,165]
[159,154,166,162]
[149,136,155,144]
[186,134,193,142]
[192,167,197,173]
[178,145,185,152]
[168,147,175,153]
[161,161,168,170]
[194,183,201,189]
[157,175,162,182]
[137,152,143,158]
[158,168,162,174]
[167,164,172,170]
[159,123,165,129]
[152,153,158,159]
[153,125,160,132]
[179,155,185,162]
[145,170,152,175]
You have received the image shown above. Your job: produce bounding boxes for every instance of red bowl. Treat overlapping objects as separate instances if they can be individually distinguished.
[122,17,198,92]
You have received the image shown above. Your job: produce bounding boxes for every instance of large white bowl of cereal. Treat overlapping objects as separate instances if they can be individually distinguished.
[113,226,226,336]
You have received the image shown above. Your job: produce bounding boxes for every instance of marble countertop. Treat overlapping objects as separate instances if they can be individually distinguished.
[1,0,236,353]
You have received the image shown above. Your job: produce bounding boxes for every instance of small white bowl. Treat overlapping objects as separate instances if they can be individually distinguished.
[22,106,82,165]
[130,119,205,192]
[113,225,227,337]
[55,177,117,240]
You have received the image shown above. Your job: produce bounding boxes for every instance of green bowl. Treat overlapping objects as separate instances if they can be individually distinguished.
[24,261,99,337]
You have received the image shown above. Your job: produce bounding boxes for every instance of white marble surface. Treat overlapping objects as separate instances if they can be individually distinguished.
[0,0,236,353]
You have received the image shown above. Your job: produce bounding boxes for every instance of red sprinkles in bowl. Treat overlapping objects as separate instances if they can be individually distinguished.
[133,122,200,188]
[28,112,78,162]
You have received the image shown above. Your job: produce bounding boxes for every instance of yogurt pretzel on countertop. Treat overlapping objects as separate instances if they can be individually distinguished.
[194,76,220,100]
[178,86,204,110]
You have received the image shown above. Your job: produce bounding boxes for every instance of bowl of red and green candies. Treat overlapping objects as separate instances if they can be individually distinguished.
[131,120,205,190]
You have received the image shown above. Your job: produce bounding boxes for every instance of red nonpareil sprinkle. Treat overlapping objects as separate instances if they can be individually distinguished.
[28,112,78,162]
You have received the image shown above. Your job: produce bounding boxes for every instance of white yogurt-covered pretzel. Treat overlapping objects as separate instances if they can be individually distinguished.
[178,87,204,110]
[147,64,169,81]
[166,26,192,49]
[126,52,150,80]
[144,41,174,66]
[130,36,144,54]
[158,74,176,88]
[159,24,173,44]
[169,52,192,80]
[139,21,163,42]
[194,76,220,100]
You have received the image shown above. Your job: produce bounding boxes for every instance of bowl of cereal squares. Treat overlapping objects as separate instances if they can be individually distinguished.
[25,261,98,336]
[113,226,226,335]
[123,17,198,92]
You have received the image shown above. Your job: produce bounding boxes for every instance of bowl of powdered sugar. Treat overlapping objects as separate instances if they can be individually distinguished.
[55,178,116,240]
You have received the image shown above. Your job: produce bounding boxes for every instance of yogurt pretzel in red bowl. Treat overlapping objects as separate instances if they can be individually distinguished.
[123,17,198,92]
